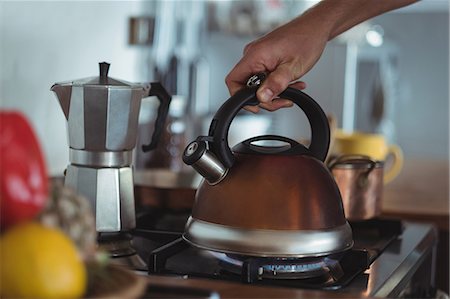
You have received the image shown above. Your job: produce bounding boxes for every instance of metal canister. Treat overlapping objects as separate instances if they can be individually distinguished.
[328,155,384,221]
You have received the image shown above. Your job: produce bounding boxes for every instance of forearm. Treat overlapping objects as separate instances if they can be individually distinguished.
[297,0,419,40]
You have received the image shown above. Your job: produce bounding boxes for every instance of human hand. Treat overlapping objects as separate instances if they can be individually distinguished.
[225,15,329,113]
[244,76,307,113]
[226,0,418,113]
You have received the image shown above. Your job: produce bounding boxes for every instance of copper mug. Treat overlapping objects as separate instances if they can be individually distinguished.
[328,155,384,221]
[330,130,403,184]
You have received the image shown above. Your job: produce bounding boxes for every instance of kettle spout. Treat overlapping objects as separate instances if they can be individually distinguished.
[182,140,228,185]
[50,83,72,120]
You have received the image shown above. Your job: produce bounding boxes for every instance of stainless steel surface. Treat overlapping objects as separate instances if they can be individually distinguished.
[69,149,133,167]
[183,217,353,257]
[55,84,144,151]
[106,88,141,150]
[65,165,136,232]
[185,142,227,185]
[67,86,84,148]
[367,222,438,297]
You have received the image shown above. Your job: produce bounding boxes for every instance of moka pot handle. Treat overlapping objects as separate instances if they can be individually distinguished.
[141,82,172,152]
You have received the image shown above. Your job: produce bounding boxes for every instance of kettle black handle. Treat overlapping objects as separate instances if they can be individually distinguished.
[142,82,172,152]
[208,87,330,168]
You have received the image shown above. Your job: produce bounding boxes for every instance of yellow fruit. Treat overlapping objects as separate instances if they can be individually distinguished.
[0,222,87,298]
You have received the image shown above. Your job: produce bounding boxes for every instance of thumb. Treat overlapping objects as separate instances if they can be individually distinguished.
[257,66,293,103]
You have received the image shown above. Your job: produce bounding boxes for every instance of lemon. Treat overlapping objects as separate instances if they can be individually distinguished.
[0,222,87,298]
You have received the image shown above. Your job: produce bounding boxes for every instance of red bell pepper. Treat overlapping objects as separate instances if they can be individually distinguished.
[0,111,48,230]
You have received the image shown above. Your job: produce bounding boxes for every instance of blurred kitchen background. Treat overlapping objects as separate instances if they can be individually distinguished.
[1,0,449,292]
[0,0,448,175]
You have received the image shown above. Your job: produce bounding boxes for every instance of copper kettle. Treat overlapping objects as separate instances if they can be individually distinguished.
[182,82,353,258]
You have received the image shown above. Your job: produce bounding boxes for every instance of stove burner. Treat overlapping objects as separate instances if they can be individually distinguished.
[209,251,344,280]
[137,219,408,287]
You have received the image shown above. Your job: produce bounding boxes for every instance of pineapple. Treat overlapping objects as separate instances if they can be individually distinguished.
[38,180,97,260]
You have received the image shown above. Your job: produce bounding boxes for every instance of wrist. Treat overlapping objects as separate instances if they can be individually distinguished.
[288,1,343,41]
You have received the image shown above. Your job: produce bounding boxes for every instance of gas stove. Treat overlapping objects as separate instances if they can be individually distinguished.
[128,211,437,298]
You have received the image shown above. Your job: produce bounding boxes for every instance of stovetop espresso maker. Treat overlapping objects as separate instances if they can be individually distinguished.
[52,62,171,235]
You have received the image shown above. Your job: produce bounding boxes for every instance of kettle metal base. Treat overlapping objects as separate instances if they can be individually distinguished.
[183,217,353,258]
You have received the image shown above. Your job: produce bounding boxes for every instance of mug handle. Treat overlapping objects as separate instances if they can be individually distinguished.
[384,144,404,184]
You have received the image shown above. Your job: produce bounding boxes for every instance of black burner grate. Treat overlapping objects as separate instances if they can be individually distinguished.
[131,218,403,291]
